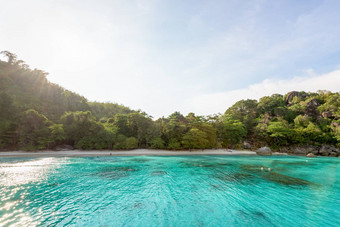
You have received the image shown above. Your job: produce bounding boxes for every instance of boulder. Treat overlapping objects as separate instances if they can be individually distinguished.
[285,91,300,105]
[256,147,272,156]
[292,146,316,155]
[331,122,340,128]
[243,142,251,149]
[306,153,316,157]
[305,99,320,118]
[318,145,340,156]
[55,144,74,151]
[322,111,335,119]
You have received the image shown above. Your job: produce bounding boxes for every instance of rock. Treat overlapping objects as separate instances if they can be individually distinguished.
[292,146,316,155]
[306,153,316,157]
[305,98,320,118]
[55,144,74,151]
[331,122,340,128]
[322,111,335,119]
[243,142,251,149]
[256,147,272,156]
[285,91,300,105]
[318,145,340,156]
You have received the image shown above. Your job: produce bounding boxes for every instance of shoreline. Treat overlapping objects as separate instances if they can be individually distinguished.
[0,149,263,158]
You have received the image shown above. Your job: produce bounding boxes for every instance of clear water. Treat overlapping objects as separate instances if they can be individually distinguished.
[0,155,339,227]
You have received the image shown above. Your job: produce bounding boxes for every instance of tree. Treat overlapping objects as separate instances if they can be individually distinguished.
[221,116,246,147]
[182,128,209,149]
[258,94,285,116]
[225,99,258,135]
[18,109,53,150]
[150,137,165,149]
[267,121,291,146]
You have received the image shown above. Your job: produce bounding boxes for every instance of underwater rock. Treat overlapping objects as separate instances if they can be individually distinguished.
[96,166,138,180]
[264,172,312,186]
[151,171,167,176]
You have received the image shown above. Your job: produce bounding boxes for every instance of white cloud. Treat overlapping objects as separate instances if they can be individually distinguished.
[184,69,340,116]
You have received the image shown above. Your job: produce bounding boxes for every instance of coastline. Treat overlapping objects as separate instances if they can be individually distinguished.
[0,149,261,157]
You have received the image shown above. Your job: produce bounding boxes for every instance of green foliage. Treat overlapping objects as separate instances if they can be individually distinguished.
[258,94,285,116]
[182,128,209,149]
[167,138,181,150]
[150,137,165,149]
[124,137,139,149]
[221,116,246,147]
[225,99,258,135]
[267,121,291,146]
[1,51,340,151]
[18,109,54,150]
[294,115,311,128]
[318,93,340,118]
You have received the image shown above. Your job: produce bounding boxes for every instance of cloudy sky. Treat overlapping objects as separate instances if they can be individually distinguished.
[1,0,340,118]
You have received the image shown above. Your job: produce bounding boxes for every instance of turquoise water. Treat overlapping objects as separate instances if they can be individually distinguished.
[0,155,339,226]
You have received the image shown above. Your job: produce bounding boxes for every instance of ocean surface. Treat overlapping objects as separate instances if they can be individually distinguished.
[0,155,339,226]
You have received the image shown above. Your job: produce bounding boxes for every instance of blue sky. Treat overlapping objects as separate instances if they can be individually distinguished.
[1,0,340,118]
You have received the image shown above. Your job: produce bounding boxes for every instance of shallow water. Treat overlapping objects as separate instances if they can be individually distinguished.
[0,155,339,226]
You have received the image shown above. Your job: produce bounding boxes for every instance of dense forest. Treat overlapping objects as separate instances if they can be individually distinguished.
[0,51,339,151]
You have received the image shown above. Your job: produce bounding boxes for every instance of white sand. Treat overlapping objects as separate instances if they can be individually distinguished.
[0,149,258,157]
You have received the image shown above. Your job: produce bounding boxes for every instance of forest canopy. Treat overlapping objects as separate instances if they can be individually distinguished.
[0,51,339,150]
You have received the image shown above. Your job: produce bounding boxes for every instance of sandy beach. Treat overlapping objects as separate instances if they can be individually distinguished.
[0,149,260,157]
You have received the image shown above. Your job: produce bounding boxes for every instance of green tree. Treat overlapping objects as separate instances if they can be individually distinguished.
[150,137,165,149]
[18,109,53,150]
[182,128,209,149]
[221,116,246,147]
[267,121,291,146]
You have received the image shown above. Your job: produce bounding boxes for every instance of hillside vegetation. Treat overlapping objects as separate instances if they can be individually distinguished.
[0,51,339,151]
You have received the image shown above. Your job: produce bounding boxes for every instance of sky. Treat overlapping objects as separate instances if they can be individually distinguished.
[1,0,340,118]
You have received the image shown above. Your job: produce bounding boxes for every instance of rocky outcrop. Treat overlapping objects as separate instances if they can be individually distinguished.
[256,147,272,156]
[54,144,74,151]
[277,145,340,157]
[319,145,340,157]
[305,98,320,118]
[285,91,300,105]
[294,146,317,155]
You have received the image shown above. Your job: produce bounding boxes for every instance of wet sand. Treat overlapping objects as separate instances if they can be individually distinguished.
[0,149,258,157]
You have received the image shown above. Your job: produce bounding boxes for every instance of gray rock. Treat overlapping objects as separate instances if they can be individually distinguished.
[256,147,272,156]
[285,91,300,105]
[55,144,74,151]
[292,146,316,155]
[305,99,320,118]
[318,145,340,156]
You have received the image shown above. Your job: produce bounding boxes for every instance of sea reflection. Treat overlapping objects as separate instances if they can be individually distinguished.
[0,158,59,226]
[0,158,58,186]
